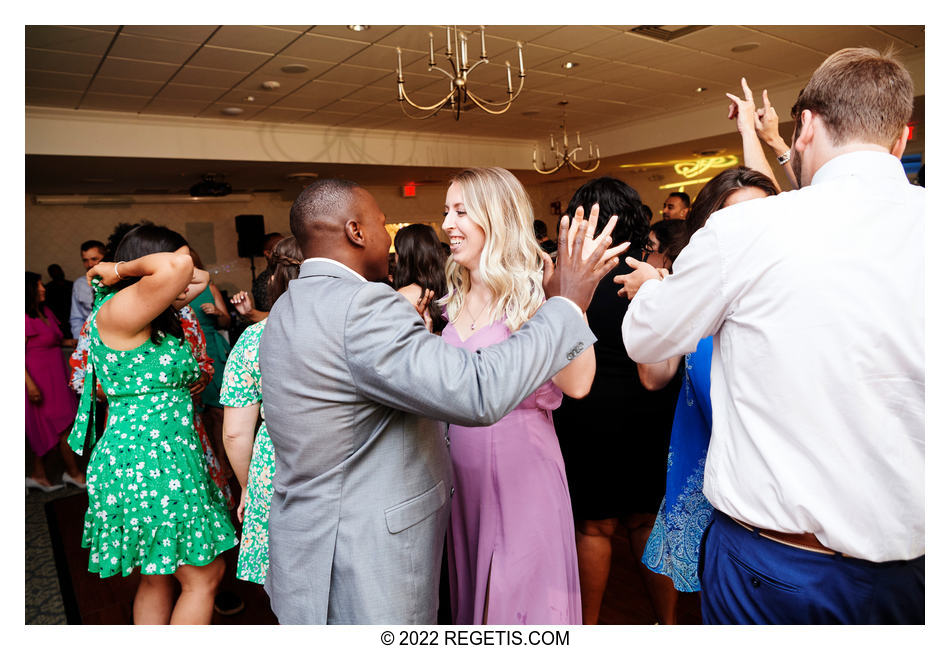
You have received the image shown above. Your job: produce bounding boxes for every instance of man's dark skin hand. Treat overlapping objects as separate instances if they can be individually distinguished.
[542,205,630,311]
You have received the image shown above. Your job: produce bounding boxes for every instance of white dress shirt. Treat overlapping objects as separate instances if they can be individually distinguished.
[621,151,923,561]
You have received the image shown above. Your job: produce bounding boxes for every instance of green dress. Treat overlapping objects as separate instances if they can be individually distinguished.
[68,280,237,578]
[219,320,274,585]
[188,283,230,410]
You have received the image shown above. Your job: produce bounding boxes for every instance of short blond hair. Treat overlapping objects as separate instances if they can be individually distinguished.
[792,47,914,148]
[441,167,544,332]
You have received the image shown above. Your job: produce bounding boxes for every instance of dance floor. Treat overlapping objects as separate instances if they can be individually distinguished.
[35,489,700,625]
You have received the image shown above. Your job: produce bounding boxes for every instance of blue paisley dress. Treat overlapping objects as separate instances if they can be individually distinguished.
[68,280,237,578]
[641,336,713,592]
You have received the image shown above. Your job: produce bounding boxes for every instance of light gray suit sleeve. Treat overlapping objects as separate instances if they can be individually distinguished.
[344,282,595,427]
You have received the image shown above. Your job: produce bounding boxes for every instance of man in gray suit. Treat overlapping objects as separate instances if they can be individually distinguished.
[259,178,624,624]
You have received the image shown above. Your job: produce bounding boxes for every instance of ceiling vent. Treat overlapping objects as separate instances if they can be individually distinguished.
[629,25,709,41]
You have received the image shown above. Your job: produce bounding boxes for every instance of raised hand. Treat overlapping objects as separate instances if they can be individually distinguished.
[543,209,631,311]
[230,290,254,316]
[415,288,435,332]
[86,260,124,287]
[755,88,785,150]
[614,256,664,300]
[726,77,761,137]
[200,302,223,317]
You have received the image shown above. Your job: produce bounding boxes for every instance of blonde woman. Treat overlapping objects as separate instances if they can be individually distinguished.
[440,167,600,624]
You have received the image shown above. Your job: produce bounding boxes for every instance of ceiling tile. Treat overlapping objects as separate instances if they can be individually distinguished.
[188,46,272,72]
[25,26,115,55]
[122,25,218,43]
[207,25,303,53]
[296,110,355,126]
[247,106,313,123]
[98,57,180,82]
[280,33,368,62]
[26,47,102,74]
[580,32,659,61]
[274,80,363,108]
[156,83,231,102]
[109,33,199,65]
[348,43,426,70]
[71,26,120,33]
[87,76,165,96]
[234,56,337,89]
[309,25,401,44]
[679,28,827,76]
[215,89,281,108]
[80,92,151,112]
[368,25,437,52]
[139,97,209,116]
[531,25,622,52]
[26,87,82,108]
[344,84,401,103]
[172,65,248,87]
[749,25,891,56]
[484,25,561,42]
[532,53,612,76]
[317,98,380,115]
[25,69,90,91]
[318,64,391,85]
[874,25,925,49]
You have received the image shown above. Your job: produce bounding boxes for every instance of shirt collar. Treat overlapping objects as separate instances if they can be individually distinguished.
[302,257,367,282]
[811,150,907,187]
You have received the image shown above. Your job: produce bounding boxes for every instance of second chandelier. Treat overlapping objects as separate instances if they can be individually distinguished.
[396,25,525,120]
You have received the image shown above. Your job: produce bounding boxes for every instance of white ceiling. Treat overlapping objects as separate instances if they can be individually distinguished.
[24,25,925,194]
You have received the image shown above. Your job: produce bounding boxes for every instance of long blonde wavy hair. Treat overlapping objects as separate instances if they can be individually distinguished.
[442,167,545,332]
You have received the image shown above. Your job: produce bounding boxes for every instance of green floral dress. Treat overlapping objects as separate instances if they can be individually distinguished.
[219,320,274,585]
[68,280,237,578]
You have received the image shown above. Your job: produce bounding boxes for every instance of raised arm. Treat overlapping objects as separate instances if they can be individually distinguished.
[89,252,195,347]
[755,88,799,189]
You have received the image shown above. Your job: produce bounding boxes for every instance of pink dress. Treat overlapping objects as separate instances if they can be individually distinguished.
[444,317,582,625]
[26,307,78,456]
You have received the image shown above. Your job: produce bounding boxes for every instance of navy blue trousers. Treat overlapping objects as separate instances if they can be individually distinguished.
[699,510,924,624]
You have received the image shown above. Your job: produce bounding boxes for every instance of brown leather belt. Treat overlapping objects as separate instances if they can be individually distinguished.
[729,516,847,557]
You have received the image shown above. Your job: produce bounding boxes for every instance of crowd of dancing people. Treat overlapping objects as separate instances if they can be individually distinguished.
[26,47,923,625]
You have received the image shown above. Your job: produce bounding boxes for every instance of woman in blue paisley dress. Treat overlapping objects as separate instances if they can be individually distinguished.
[68,224,237,624]
[221,236,302,585]
[640,167,779,596]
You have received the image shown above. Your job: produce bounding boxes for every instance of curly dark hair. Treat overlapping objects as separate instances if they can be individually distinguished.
[393,224,448,333]
[26,271,43,318]
[565,176,652,252]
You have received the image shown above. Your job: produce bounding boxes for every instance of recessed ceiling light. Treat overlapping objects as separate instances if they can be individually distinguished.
[731,42,759,53]
[557,100,570,106]
[562,61,579,69]
[696,87,707,93]
[244,96,256,102]
[221,107,244,115]
[348,25,370,32]
[281,64,310,74]
[261,80,281,90]
[694,148,724,156]
[286,172,320,182]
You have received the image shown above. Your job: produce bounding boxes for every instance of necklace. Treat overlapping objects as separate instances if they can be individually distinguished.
[463,296,491,330]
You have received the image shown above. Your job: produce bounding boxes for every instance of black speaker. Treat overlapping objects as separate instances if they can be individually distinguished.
[235,214,265,258]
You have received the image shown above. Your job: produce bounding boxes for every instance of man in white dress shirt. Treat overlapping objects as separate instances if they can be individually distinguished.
[617,48,923,623]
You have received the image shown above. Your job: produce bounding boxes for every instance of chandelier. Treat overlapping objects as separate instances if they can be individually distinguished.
[396,26,525,120]
[533,123,601,175]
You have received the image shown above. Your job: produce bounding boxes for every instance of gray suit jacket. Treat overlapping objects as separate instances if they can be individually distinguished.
[259,259,595,624]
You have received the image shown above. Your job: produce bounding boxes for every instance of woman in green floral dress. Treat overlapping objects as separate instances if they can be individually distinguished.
[221,236,301,585]
[68,225,237,624]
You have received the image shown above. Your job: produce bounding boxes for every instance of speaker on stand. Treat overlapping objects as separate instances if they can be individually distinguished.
[235,214,265,285]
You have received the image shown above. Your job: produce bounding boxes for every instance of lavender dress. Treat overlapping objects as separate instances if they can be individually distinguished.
[444,317,582,625]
